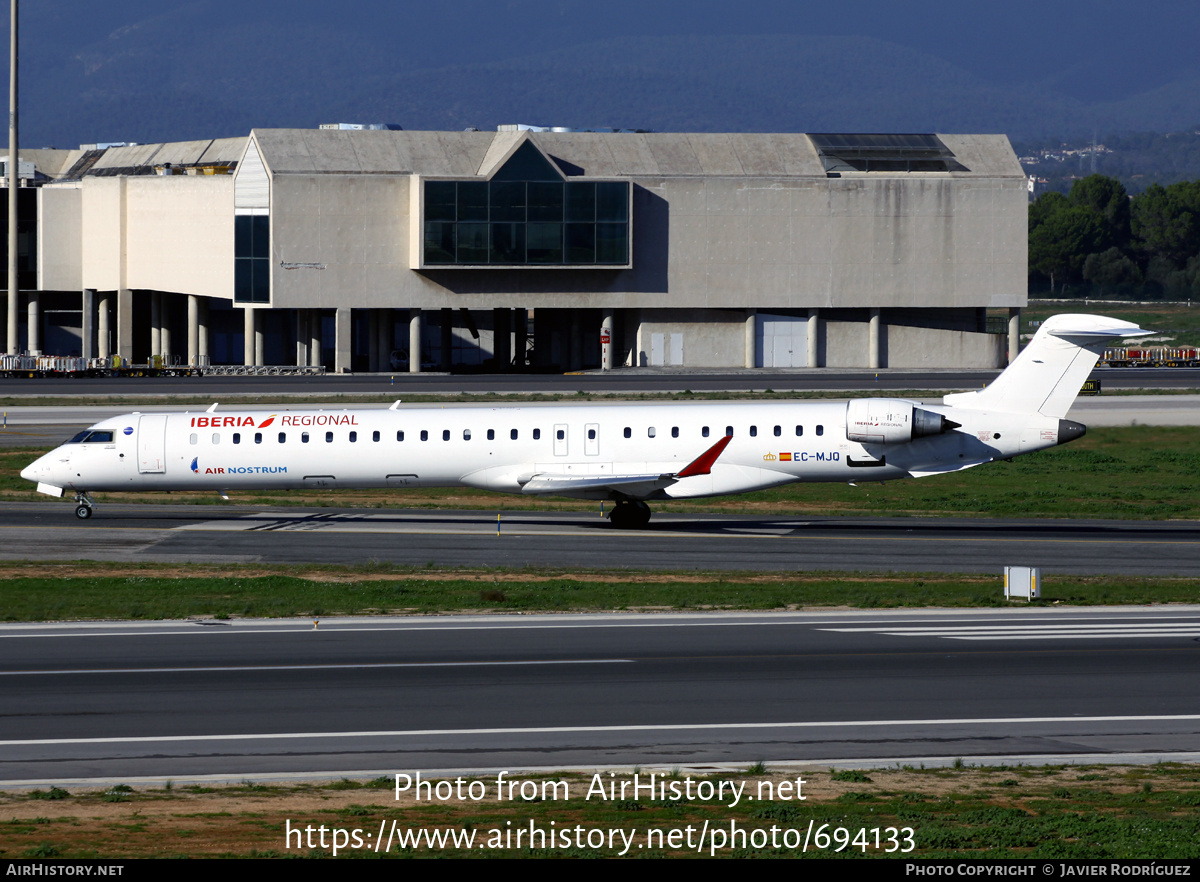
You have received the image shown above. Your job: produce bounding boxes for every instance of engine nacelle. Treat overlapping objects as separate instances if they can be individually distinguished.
[845,399,960,445]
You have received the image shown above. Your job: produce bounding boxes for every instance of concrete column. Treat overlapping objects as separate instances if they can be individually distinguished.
[160,296,172,363]
[294,310,307,367]
[243,308,255,366]
[117,289,133,363]
[1008,307,1021,365]
[5,285,14,355]
[150,293,161,358]
[97,292,110,359]
[335,307,352,373]
[568,310,582,371]
[493,307,511,371]
[868,308,881,370]
[310,309,322,367]
[600,308,614,371]
[26,292,39,355]
[187,295,199,366]
[81,289,95,360]
[513,308,528,370]
[408,310,422,373]
[439,308,452,371]
[198,299,210,361]
[254,310,264,366]
[744,309,756,368]
[807,308,820,368]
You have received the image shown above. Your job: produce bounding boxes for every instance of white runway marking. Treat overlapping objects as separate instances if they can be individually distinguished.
[824,622,1200,640]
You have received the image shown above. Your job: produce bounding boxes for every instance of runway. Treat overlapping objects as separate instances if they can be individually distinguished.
[0,503,1196,575]
[3,607,1200,783]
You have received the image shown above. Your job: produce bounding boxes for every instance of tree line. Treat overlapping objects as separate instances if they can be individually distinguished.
[1028,175,1200,299]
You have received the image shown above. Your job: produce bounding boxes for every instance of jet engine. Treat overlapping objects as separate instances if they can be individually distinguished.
[845,399,960,444]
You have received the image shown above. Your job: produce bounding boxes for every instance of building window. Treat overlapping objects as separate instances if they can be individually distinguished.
[234,214,270,303]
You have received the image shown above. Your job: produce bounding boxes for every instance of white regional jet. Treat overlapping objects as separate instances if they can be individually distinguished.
[22,314,1147,528]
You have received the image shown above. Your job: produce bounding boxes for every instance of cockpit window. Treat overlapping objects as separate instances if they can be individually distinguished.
[68,430,114,443]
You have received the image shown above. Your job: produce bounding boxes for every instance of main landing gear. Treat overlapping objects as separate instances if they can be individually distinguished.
[607,500,652,530]
[74,491,95,520]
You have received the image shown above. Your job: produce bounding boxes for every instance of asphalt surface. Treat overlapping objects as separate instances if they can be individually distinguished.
[1,365,1198,397]
[4,608,1200,783]
[0,504,1196,576]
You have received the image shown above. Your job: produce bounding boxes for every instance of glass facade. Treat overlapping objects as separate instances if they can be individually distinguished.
[234,214,270,303]
[423,181,630,267]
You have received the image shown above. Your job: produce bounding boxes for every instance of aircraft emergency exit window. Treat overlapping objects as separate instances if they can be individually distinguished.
[510,429,518,440]
[533,428,541,440]
[396,431,404,442]
[623,427,631,438]
[487,429,495,440]
[648,427,656,438]
[702,426,710,437]
[278,432,286,443]
[189,433,198,445]
[254,432,262,444]
[463,429,472,440]
[233,433,241,444]
[302,433,310,443]
[816,425,824,436]
[373,431,380,442]
[556,429,564,441]
[774,425,781,436]
[671,427,679,438]
[749,425,758,437]
[212,434,220,445]
[326,431,333,443]
[421,430,429,441]
[442,430,450,441]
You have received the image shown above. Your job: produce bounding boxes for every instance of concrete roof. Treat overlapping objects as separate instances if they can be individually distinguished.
[250,129,1022,179]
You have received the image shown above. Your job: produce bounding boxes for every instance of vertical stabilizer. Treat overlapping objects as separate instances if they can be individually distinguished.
[943,314,1149,418]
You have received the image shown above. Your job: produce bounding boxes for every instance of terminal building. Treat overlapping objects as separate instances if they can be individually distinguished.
[3,128,1027,371]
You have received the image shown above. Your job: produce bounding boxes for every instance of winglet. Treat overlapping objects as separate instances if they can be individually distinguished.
[676,434,733,478]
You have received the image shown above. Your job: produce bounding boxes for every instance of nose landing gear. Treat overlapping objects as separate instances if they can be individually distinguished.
[73,491,95,519]
[607,500,652,529]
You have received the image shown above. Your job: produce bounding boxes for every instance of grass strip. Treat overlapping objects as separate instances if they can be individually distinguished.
[0,562,1197,621]
[3,763,1199,858]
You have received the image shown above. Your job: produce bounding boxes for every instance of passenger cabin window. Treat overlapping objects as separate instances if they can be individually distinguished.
[254,432,262,444]
[325,431,333,443]
[421,430,429,441]
[648,427,656,438]
[774,425,781,437]
[373,431,380,442]
[533,428,541,440]
[749,425,758,437]
[588,428,596,440]
[463,429,471,440]
[796,425,803,436]
[233,433,241,444]
[816,425,824,436]
[510,429,518,440]
[278,432,286,443]
[671,427,679,438]
[189,433,198,445]
[302,432,310,443]
[350,431,357,442]
[623,427,631,438]
[487,429,495,440]
[556,429,564,440]
[702,426,710,438]
[442,430,450,441]
[212,434,220,445]
[396,431,404,442]
[725,426,734,436]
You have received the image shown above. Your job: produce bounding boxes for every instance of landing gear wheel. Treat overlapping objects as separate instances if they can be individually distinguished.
[75,504,93,519]
[608,500,652,530]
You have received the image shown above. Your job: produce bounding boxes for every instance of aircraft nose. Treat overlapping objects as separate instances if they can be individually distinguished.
[20,459,42,482]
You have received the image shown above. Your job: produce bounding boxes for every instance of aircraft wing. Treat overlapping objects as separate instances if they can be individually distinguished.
[518,435,734,498]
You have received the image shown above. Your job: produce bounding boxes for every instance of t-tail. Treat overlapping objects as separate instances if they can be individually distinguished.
[943,314,1151,419]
